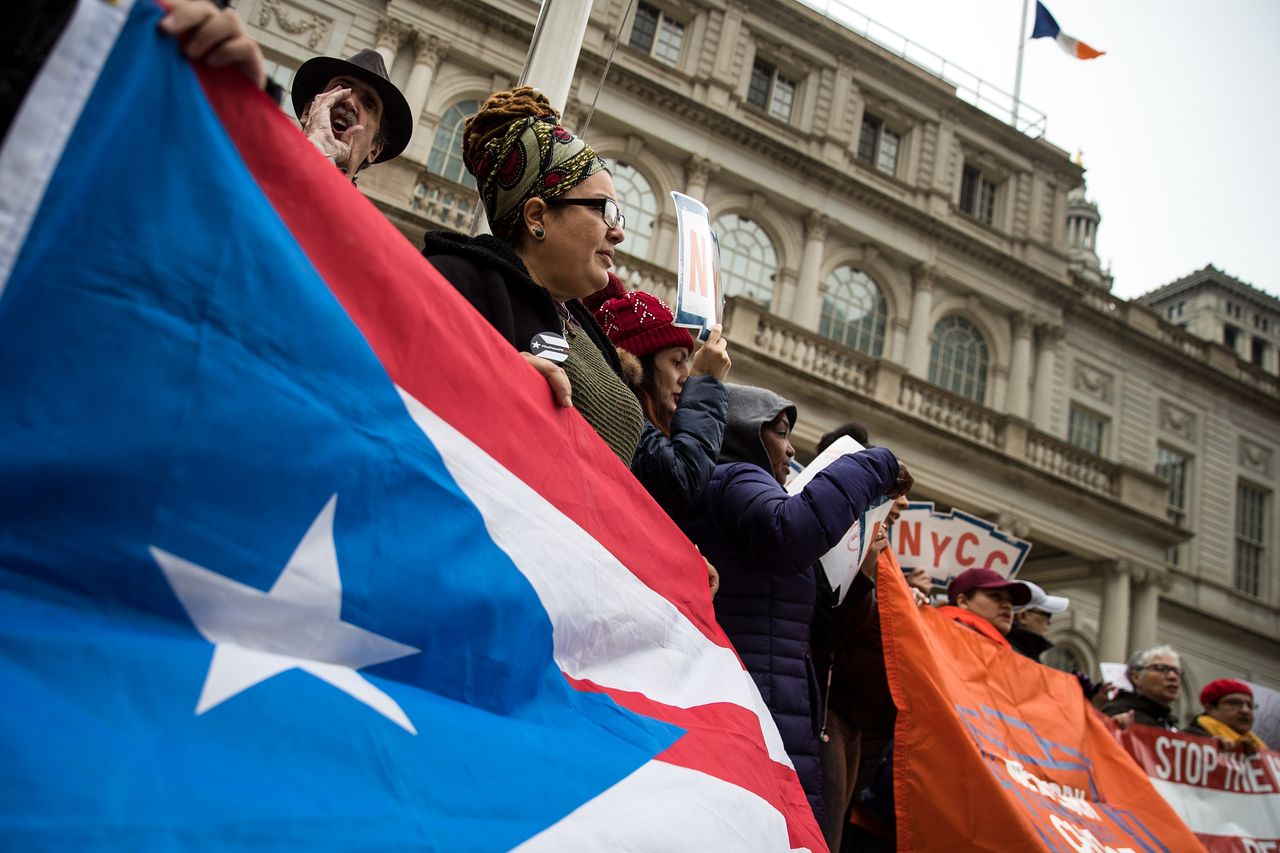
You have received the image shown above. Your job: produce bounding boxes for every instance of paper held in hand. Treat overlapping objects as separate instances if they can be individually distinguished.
[787,435,893,604]
[670,192,721,340]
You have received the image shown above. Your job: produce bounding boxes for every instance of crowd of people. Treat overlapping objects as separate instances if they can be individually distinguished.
[10,3,1264,849]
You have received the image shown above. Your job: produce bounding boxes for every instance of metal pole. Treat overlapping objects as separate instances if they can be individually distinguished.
[1012,0,1031,130]
[521,0,593,114]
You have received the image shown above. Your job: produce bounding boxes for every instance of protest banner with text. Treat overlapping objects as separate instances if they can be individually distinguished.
[890,501,1031,586]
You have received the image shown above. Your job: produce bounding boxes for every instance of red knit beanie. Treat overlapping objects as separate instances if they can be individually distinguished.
[587,273,694,357]
[1199,678,1252,708]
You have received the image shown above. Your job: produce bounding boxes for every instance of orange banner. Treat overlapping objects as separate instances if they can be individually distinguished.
[879,567,1204,851]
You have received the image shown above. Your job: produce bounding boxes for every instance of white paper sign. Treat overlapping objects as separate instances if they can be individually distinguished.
[787,436,892,603]
[890,502,1031,588]
[670,191,720,339]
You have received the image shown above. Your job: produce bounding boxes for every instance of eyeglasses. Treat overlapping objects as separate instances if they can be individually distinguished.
[1027,609,1052,622]
[1217,698,1258,711]
[546,197,626,230]
[1139,663,1184,679]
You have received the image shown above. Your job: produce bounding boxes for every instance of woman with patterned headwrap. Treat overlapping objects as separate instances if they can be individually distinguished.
[422,87,643,465]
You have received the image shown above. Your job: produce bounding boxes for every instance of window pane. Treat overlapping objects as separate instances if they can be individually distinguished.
[713,213,778,309]
[928,315,989,403]
[1155,447,1188,525]
[857,116,879,164]
[818,267,886,356]
[960,166,978,214]
[1067,407,1105,456]
[1234,481,1266,599]
[427,100,479,188]
[630,3,658,52]
[653,16,684,66]
[978,177,997,224]
[607,160,658,261]
[876,128,900,175]
[747,60,773,109]
[769,74,795,121]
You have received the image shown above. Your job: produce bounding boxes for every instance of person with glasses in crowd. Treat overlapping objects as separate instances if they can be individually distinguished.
[1007,581,1069,662]
[1185,679,1268,753]
[1103,644,1183,730]
[422,88,643,464]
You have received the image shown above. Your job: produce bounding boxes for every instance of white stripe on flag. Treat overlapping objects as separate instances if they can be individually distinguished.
[512,759,810,853]
[1149,778,1280,839]
[396,387,792,768]
[0,0,135,297]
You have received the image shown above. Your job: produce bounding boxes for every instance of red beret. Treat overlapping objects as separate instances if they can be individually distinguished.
[1199,678,1252,708]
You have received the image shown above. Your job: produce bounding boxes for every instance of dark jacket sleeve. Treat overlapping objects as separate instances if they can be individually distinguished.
[715,447,899,575]
[424,254,521,349]
[630,376,728,520]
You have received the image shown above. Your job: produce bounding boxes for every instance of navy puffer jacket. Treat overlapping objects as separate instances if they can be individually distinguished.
[681,384,899,823]
[630,375,727,521]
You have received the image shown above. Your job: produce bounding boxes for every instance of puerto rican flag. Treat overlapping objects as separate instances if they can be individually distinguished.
[1032,1,1105,60]
[0,1,821,849]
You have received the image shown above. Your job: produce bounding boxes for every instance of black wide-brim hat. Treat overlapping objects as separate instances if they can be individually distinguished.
[291,49,412,163]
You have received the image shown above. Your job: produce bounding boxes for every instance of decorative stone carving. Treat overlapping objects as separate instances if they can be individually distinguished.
[911,263,934,291]
[803,210,830,242]
[256,0,333,50]
[1157,400,1196,442]
[415,34,450,70]
[1072,360,1113,404]
[1239,437,1274,477]
[375,16,414,51]
[684,155,720,188]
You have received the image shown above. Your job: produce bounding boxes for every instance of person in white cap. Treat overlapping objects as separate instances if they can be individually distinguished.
[1007,581,1069,661]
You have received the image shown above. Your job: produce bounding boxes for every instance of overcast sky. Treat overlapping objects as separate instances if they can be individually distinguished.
[815,0,1280,299]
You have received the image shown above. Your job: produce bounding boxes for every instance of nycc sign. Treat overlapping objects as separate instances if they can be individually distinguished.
[890,502,1031,585]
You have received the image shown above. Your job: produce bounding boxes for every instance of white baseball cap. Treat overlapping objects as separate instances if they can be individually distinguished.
[1016,581,1069,614]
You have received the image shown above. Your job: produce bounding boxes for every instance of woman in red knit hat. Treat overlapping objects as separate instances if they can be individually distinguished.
[587,275,731,521]
[1185,679,1267,752]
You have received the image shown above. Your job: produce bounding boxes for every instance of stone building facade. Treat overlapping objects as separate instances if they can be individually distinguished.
[238,0,1280,710]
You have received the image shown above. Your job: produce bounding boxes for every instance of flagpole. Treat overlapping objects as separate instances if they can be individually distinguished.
[1012,0,1031,130]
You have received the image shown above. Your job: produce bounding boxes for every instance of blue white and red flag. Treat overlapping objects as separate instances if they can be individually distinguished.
[0,1,821,848]
[1032,1,1105,60]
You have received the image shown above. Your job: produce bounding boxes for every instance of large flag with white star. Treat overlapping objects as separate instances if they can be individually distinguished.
[0,1,820,849]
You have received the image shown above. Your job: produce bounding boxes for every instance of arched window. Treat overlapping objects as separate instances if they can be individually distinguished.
[928,315,989,402]
[606,160,657,261]
[714,214,778,309]
[1043,644,1084,676]
[819,267,886,356]
[426,100,479,188]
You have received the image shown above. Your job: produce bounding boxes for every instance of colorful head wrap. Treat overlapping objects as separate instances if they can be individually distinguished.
[470,116,605,236]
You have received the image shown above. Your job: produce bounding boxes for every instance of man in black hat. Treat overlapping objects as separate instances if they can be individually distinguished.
[291,50,412,179]
[158,1,411,179]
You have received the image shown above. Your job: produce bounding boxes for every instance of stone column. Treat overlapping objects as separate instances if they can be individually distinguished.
[1007,313,1033,419]
[1128,568,1161,654]
[904,264,935,378]
[684,155,720,202]
[792,211,830,329]
[1097,560,1132,665]
[1031,324,1062,430]
[374,17,411,74]
[402,35,450,162]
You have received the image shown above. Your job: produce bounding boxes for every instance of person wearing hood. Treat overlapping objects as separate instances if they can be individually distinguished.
[1007,582,1069,662]
[680,384,912,823]
[421,88,643,465]
[585,277,731,520]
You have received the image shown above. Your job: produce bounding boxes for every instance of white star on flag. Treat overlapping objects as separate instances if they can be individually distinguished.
[150,494,420,733]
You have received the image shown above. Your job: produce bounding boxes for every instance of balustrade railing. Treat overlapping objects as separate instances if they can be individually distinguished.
[1024,431,1117,496]
[410,173,477,232]
[897,375,1004,450]
[613,254,678,307]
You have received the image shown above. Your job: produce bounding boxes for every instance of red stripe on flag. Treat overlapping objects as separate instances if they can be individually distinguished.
[569,677,823,851]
